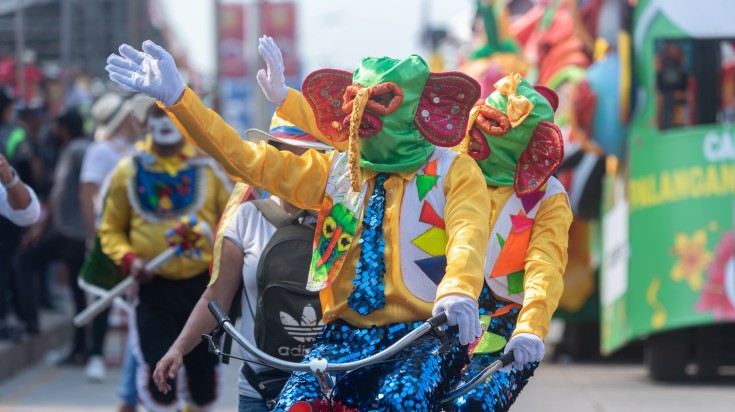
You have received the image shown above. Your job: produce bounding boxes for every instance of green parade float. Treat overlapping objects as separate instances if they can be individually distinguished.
[459,0,735,380]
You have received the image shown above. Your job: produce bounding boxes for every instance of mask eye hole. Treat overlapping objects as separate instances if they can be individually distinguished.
[366,82,404,115]
[341,85,364,113]
[323,216,337,239]
[336,233,352,252]
[476,105,511,136]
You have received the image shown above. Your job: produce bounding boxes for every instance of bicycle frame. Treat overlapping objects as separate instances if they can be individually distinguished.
[203,300,514,409]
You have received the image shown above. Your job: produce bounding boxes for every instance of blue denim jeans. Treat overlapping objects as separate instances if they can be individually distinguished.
[239,394,269,412]
[118,343,138,406]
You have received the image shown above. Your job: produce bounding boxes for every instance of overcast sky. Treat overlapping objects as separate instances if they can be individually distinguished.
[158,0,475,77]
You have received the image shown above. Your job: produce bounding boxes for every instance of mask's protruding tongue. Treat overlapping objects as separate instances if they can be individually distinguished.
[348,87,369,192]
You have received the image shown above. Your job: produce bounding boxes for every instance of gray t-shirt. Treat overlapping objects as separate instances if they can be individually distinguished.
[50,138,90,240]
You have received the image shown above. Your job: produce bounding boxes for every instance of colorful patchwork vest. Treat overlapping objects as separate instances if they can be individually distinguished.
[306,148,457,300]
[126,153,226,224]
[484,176,567,304]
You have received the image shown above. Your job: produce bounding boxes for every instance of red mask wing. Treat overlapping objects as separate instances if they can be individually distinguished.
[515,121,564,196]
[414,72,481,147]
[302,69,354,143]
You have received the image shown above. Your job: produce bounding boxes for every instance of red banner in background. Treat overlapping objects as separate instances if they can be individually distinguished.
[219,4,247,77]
[261,2,299,78]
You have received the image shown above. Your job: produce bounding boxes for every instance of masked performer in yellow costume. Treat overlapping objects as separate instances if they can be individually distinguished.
[105,37,491,411]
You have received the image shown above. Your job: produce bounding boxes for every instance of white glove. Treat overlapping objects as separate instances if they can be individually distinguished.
[256,36,288,106]
[501,333,545,371]
[105,41,185,107]
[432,294,483,346]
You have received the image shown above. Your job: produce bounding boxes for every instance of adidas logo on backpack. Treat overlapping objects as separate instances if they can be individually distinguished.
[279,304,324,357]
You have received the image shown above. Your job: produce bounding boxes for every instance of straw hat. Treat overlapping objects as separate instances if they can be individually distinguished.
[90,92,155,141]
[128,94,156,125]
[90,92,131,141]
[245,113,333,151]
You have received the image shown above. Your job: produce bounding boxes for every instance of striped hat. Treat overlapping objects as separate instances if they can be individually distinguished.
[245,113,333,151]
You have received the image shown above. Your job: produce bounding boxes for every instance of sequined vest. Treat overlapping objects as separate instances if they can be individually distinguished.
[484,177,567,304]
[306,148,457,300]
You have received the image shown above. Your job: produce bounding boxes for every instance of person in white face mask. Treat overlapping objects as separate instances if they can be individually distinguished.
[98,104,231,412]
[148,110,184,146]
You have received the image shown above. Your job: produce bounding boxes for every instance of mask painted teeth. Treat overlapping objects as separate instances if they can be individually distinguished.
[468,127,491,160]
[343,111,382,138]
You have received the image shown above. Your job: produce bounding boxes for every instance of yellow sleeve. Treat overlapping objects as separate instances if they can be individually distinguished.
[162,87,336,210]
[512,193,573,339]
[98,160,133,265]
[209,183,250,286]
[276,88,347,152]
[436,154,492,302]
[213,170,232,215]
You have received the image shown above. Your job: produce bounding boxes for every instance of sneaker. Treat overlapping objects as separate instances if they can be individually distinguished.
[85,355,107,382]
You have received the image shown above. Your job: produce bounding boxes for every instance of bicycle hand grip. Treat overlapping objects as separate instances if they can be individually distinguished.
[498,350,515,367]
[427,311,448,328]
[208,300,231,325]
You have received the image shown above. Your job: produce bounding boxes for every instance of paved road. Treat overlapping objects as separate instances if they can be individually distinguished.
[0,359,240,412]
[1,358,734,411]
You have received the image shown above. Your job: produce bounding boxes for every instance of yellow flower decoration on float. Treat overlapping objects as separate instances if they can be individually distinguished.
[670,229,713,291]
[493,73,534,128]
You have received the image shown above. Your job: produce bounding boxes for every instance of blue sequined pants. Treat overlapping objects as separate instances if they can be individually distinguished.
[447,287,537,412]
[273,320,469,412]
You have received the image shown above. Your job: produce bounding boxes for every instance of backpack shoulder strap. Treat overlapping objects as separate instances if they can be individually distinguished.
[251,198,295,228]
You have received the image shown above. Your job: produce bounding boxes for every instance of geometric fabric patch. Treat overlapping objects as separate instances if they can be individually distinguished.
[520,187,545,213]
[424,158,439,176]
[416,174,440,201]
[507,270,525,295]
[472,330,508,355]
[411,227,448,257]
[510,210,534,233]
[419,201,445,229]
[415,256,448,285]
[496,233,506,248]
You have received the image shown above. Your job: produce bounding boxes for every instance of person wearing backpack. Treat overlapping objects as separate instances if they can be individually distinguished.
[153,114,332,412]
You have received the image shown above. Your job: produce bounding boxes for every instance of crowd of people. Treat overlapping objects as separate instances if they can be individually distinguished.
[0,84,167,382]
[0,32,571,412]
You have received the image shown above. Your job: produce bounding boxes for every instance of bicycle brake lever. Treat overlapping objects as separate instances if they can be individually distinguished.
[431,324,455,356]
[202,332,221,355]
[202,324,225,356]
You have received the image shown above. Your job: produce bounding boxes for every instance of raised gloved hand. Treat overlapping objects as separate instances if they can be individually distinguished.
[256,36,288,106]
[501,332,545,371]
[105,40,185,107]
[432,294,483,346]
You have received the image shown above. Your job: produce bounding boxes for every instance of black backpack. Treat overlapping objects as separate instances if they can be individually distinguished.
[241,199,323,404]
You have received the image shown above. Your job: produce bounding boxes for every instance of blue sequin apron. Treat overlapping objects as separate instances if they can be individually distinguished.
[274,320,469,411]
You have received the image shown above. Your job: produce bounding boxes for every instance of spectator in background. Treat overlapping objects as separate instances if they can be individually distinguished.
[78,92,154,382]
[0,89,33,184]
[0,88,37,340]
[17,104,56,199]
[0,152,40,226]
[80,92,150,246]
[16,108,90,357]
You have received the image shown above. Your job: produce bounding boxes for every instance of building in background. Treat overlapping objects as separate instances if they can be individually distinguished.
[0,0,163,112]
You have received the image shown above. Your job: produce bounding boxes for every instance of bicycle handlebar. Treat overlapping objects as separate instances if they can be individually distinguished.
[439,350,515,404]
[206,300,448,374]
